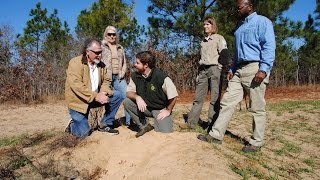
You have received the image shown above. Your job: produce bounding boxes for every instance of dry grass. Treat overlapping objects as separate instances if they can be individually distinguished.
[0,132,87,179]
[174,100,320,179]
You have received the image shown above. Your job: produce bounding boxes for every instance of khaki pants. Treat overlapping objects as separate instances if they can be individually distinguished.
[123,98,173,133]
[209,62,268,147]
[187,65,221,126]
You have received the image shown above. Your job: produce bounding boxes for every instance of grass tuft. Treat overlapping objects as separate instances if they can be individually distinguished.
[268,100,320,111]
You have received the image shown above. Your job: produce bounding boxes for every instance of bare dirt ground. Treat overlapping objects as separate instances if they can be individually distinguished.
[0,85,320,179]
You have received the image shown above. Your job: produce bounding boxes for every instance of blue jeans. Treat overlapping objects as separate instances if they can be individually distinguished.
[112,74,131,125]
[68,90,122,138]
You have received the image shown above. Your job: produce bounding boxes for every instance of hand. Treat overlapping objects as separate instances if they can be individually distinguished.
[136,96,147,112]
[254,71,266,84]
[95,92,109,104]
[227,71,234,81]
[157,108,171,120]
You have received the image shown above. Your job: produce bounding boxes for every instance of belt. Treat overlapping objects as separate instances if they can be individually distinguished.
[237,61,259,67]
[199,64,217,70]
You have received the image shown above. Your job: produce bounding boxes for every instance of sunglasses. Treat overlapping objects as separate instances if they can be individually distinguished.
[89,50,102,55]
[107,33,117,37]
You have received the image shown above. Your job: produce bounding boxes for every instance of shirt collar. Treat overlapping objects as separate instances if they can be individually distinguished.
[142,68,152,78]
[88,63,97,70]
[244,12,257,23]
[204,34,215,41]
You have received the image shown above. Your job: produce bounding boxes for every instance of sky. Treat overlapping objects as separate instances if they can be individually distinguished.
[0,0,317,36]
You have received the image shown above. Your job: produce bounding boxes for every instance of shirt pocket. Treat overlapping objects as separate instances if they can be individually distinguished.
[243,27,256,44]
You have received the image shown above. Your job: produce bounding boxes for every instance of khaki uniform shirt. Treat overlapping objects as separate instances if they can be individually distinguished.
[199,34,227,66]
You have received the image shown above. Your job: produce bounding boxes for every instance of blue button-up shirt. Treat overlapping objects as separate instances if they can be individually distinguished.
[233,12,276,73]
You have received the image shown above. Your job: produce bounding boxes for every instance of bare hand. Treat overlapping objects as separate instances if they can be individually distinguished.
[95,92,109,104]
[227,71,234,81]
[136,96,147,112]
[254,71,266,84]
[157,108,171,120]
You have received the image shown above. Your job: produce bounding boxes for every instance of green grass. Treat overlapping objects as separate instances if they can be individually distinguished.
[267,175,280,180]
[247,167,265,179]
[268,100,320,111]
[0,131,56,148]
[9,153,30,170]
[0,134,28,147]
[194,126,207,134]
[274,137,302,155]
[230,164,249,179]
[303,159,315,168]
[285,121,314,131]
[221,99,320,180]
[298,168,313,173]
[230,164,266,179]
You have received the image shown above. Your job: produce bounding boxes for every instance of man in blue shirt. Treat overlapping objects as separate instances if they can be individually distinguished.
[197,0,276,153]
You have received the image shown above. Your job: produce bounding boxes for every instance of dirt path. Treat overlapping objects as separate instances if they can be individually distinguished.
[0,102,68,137]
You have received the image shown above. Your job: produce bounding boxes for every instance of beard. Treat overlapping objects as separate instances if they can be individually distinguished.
[93,59,100,64]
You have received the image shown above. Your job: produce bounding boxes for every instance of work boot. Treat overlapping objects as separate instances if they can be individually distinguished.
[242,144,261,153]
[197,134,222,144]
[136,124,154,138]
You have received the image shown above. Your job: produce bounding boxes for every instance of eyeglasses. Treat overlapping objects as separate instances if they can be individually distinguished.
[107,33,116,37]
[237,4,249,10]
[89,50,102,55]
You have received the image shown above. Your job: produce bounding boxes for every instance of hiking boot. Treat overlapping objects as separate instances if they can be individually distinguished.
[98,126,119,135]
[197,134,222,144]
[242,144,261,153]
[136,124,154,138]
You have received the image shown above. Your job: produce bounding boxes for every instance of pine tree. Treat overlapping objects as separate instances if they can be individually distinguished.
[16,2,50,61]
[75,0,145,57]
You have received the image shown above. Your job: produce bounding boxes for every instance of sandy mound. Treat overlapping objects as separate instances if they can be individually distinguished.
[57,128,239,179]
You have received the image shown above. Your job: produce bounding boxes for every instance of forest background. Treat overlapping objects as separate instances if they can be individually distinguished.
[0,0,319,103]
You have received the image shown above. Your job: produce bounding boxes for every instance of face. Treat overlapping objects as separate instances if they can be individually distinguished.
[86,42,102,64]
[105,30,117,44]
[203,21,215,35]
[134,58,147,74]
[237,0,252,18]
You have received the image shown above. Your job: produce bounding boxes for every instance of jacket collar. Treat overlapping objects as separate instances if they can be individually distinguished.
[101,40,123,49]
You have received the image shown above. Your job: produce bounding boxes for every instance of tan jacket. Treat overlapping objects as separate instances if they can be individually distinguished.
[101,40,127,80]
[65,55,113,114]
